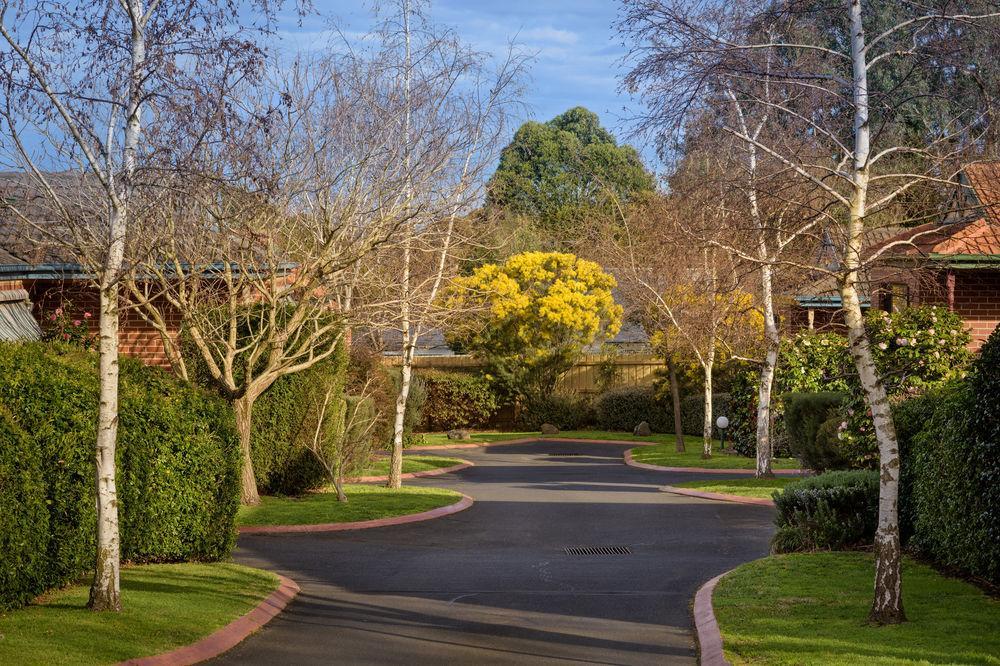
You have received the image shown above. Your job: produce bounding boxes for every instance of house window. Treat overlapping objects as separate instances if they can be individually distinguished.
[883,283,910,313]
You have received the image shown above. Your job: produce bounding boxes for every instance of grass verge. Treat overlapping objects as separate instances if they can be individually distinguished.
[236,484,463,527]
[413,430,720,448]
[674,477,801,499]
[632,444,800,470]
[359,455,465,477]
[0,563,278,666]
[714,552,1000,665]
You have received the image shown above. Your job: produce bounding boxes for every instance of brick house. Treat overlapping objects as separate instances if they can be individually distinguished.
[789,163,1000,351]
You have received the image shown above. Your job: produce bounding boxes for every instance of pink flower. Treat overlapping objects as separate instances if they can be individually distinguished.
[84,312,92,319]
[73,319,81,326]
[877,342,888,350]
[49,313,57,322]
[54,307,63,316]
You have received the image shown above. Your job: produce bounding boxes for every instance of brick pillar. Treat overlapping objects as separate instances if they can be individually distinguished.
[946,270,956,312]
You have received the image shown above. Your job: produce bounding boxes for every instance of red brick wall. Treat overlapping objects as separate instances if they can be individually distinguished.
[948,270,1000,351]
[27,280,179,368]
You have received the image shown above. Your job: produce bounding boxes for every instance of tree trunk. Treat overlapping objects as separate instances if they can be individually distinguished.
[234,395,261,506]
[756,265,779,478]
[333,467,347,503]
[667,356,685,452]
[388,357,411,489]
[846,0,905,625]
[701,361,713,458]
[89,284,122,612]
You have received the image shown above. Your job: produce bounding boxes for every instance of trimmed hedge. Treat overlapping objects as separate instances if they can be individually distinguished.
[517,394,595,430]
[594,385,670,432]
[772,470,879,553]
[0,342,240,611]
[783,392,848,471]
[680,393,731,437]
[419,371,499,431]
[900,326,1000,585]
[252,344,348,495]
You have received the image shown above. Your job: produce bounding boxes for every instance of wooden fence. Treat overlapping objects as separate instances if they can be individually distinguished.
[384,353,665,394]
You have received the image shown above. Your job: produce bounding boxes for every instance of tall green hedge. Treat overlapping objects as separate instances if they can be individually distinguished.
[419,371,499,431]
[783,392,848,471]
[0,342,241,611]
[251,343,348,495]
[900,326,1000,585]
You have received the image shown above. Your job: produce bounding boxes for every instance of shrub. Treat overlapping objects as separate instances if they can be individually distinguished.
[680,392,731,437]
[252,345,348,495]
[419,371,499,431]
[0,342,240,611]
[517,394,595,430]
[900,328,1000,585]
[771,470,879,553]
[783,392,849,471]
[594,385,671,432]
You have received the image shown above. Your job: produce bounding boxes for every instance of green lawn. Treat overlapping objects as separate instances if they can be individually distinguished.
[674,477,801,499]
[0,563,278,666]
[359,455,465,477]
[237,484,463,526]
[413,429,720,448]
[632,443,801,470]
[714,552,1000,665]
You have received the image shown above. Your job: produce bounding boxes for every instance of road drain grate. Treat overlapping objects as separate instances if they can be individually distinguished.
[564,545,632,555]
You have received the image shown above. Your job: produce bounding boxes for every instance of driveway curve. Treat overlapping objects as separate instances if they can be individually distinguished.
[212,439,774,665]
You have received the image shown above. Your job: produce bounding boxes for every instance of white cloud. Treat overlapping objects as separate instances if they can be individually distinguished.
[520,26,579,46]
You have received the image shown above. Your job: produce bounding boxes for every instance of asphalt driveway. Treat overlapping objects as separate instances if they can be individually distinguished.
[212,439,775,665]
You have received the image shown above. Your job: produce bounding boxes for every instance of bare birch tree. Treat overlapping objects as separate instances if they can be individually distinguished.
[364,1,525,489]
[620,0,1000,622]
[0,0,275,610]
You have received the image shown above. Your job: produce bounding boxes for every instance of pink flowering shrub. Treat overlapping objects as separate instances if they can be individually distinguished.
[41,303,95,349]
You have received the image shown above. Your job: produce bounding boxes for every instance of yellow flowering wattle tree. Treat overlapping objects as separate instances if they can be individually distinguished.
[446,251,622,408]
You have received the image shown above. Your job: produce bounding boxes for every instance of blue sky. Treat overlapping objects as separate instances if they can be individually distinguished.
[274,0,658,168]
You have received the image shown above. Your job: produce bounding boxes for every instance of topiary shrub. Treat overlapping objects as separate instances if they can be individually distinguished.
[0,342,240,611]
[771,470,879,553]
[419,371,499,431]
[251,345,348,495]
[594,385,671,432]
[783,392,849,471]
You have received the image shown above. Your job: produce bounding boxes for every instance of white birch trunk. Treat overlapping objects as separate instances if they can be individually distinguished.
[701,356,713,458]
[756,263,779,477]
[846,0,905,623]
[89,1,145,611]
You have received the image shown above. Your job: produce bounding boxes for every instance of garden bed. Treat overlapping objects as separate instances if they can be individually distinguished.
[712,552,1000,665]
[0,563,279,666]
[237,484,465,529]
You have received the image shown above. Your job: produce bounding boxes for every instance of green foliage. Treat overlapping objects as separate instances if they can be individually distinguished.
[0,342,240,611]
[771,470,879,553]
[446,251,622,408]
[419,371,499,431]
[251,344,348,495]
[722,360,760,457]
[485,107,654,239]
[901,337,1000,584]
[384,370,426,448]
[517,394,595,431]
[776,332,854,394]
[783,392,849,471]
[594,385,671,432]
[679,392,731,437]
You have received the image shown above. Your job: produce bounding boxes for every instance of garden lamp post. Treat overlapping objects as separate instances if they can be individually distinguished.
[716,415,729,451]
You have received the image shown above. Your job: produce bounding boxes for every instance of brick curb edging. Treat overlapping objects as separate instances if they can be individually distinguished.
[404,436,657,451]
[623,448,806,476]
[345,460,473,483]
[660,485,775,507]
[118,573,299,666]
[693,570,734,666]
[238,493,474,535]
